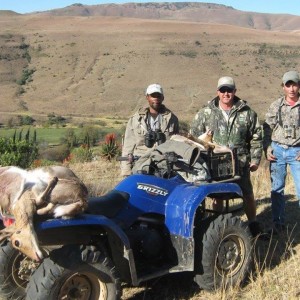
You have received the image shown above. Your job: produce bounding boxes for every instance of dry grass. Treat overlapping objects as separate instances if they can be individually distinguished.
[67,157,300,300]
[68,159,124,196]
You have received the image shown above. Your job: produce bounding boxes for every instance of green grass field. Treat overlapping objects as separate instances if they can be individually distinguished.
[0,127,123,145]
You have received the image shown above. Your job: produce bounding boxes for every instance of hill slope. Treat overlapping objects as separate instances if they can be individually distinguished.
[0,10,300,125]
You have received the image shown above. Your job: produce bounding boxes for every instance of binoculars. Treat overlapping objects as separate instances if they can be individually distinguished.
[283,125,296,139]
[144,129,166,148]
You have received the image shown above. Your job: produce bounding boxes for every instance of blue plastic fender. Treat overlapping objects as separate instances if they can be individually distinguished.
[35,214,131,249]
[164,182,243,237]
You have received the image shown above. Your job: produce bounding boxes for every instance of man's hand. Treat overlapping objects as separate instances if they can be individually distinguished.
[249,163,258,172]
[266,147,276,161]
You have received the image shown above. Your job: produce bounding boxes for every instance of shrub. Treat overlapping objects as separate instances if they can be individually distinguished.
[64,144,94,164]
[16,68,35,85]
[79,126,100,147]
[38,144,70,162]
[160,50,175,56]
[47,113,67,127]
[17,115,35,126]
[61,128,78,148]
[0,129,38,168]
[179,51,197,58]
[100,133,121,161]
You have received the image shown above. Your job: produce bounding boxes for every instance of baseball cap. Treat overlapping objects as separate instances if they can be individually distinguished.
[145,84,163,95]
[217,76,235,90]
[282,71,300,85]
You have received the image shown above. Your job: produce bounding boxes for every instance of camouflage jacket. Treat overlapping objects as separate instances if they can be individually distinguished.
[121,105,179,176]
[190,96,262,166]
[263,96,300,150]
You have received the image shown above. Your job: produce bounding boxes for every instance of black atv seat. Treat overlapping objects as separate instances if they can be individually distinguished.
[86,190,129,218]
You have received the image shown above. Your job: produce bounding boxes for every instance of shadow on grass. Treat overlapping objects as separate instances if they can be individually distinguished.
[252,194,300,271]
[122,272,200,300]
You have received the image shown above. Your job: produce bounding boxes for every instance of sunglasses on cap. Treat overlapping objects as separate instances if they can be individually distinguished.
[219,87,234,93]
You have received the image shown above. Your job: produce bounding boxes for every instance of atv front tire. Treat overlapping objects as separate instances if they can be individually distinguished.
[0,241,37,299]
[194,213,252,290]
[25,244,121,300]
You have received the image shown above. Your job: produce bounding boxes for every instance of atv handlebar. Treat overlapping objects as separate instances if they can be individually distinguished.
[117,152,187,164]
[163,152,188,163]
[117,154,140,163]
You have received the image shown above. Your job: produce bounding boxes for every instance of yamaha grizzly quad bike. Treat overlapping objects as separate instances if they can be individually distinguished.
[0,142,253,300]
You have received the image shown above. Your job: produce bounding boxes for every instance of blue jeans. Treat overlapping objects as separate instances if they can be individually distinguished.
[270,142,300,225]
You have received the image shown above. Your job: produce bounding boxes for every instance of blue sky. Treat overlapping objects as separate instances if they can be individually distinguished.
[0,0,300,16]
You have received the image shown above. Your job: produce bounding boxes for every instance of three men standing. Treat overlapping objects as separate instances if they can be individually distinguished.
[121,72,300,236]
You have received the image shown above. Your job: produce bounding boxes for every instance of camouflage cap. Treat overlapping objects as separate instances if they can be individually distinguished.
[217,76,235,90]
[282,70,300,85]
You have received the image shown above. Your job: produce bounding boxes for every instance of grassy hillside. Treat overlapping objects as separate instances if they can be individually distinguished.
[0,14,300,126]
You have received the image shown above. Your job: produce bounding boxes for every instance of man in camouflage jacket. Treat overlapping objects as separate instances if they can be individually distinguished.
[121,84,179,176]
[190,76,263,237]
[263,70,300,234]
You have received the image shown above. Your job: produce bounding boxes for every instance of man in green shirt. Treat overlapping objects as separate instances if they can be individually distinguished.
[190,76,263,237]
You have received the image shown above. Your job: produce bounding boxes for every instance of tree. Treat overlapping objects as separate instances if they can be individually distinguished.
[47,113,67,127]
[17,115,35,126]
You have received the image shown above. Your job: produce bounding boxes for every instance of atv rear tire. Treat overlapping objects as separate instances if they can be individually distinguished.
[0,241,37,299]
[25,244,121,300]
[194,213,252,290]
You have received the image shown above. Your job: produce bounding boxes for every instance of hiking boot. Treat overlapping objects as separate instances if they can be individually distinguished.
[248,221,270,240]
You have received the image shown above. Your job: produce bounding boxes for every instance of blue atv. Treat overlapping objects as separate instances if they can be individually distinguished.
[0,149,253,300]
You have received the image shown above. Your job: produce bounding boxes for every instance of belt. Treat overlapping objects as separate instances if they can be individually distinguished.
[275,142,300,149]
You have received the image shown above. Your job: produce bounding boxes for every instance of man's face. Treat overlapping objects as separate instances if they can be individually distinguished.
[217,86,236,106]
[283,81,300,100]
[146,92,164,111]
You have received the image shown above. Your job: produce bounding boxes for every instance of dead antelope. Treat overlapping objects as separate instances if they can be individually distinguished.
[0,165,88,261]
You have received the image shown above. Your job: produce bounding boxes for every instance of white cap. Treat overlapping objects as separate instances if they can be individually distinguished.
[217,76,236,90]
[145,84,163,95]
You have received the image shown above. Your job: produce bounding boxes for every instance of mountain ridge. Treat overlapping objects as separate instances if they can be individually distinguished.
[30,2,300,31]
